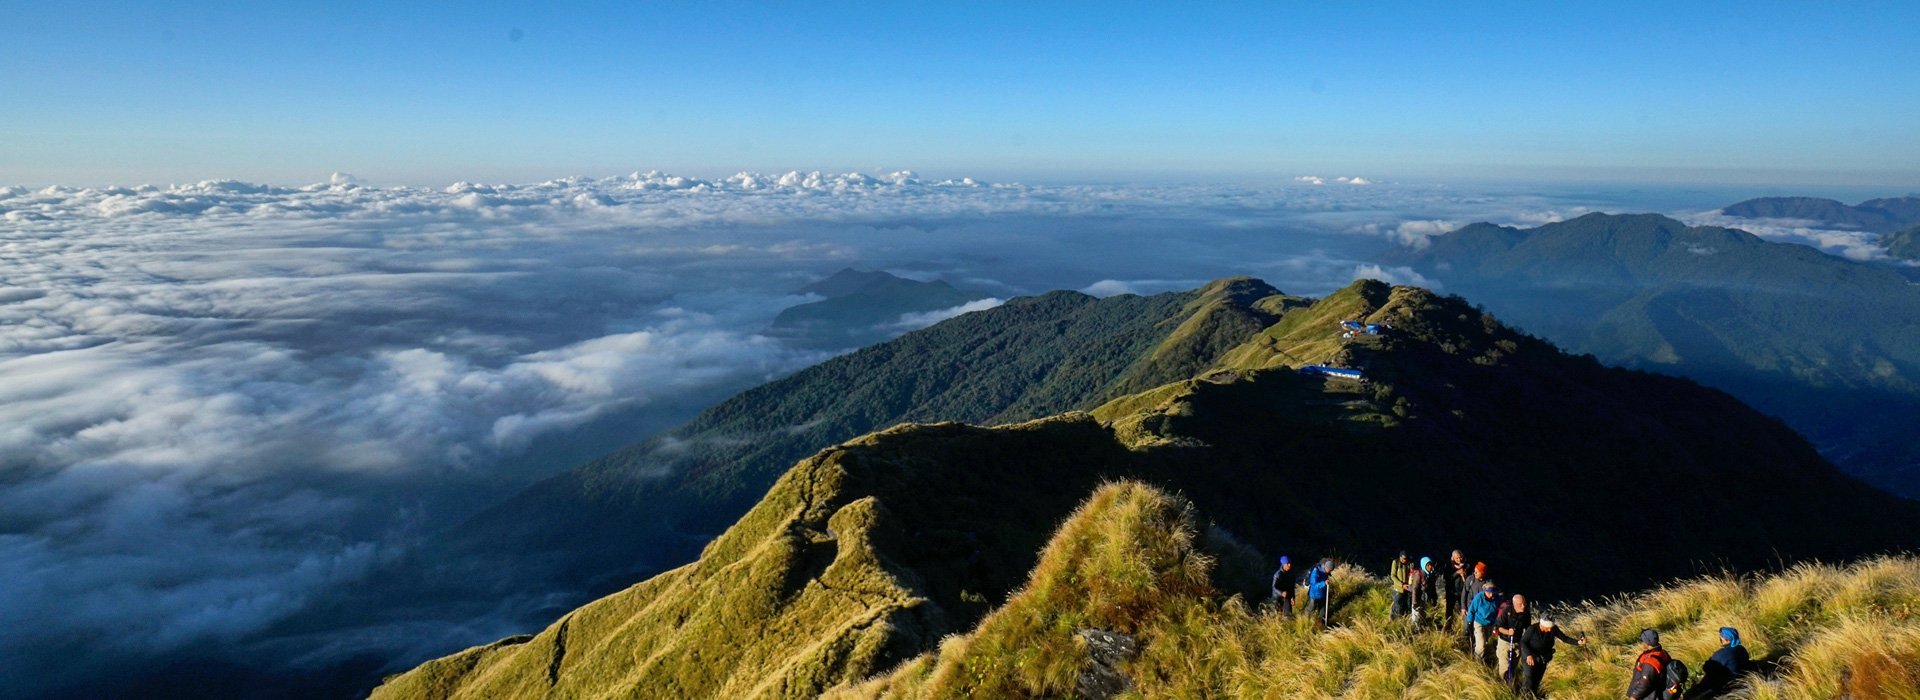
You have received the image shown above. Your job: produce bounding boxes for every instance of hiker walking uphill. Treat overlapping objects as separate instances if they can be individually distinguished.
[1461,562,1489,644]
[1516,615,1586,697]
[1495,594,1532,683]
[1627,629,1687,699]
[1407,556,1437,627]
[1307,559,1334,627]
[1388,551,1412,618]
[1444,551,1470,633]
[1467,582,1501,664]
[1691,627,1750,697]
[1268,556,1297,616]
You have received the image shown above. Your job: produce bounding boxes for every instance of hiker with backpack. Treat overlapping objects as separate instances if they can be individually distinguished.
[1627,629,1688,699]
[1407,556,1438,628]
[1388,551,1412,618]
[1519,615,1586,697]
[1268,556,1297,616]
[1461,561,1488,644]
[1307,559,1334,627]
[1495,593,1532,683]
[1467,581,1501,665]
[1691,627,1750,697]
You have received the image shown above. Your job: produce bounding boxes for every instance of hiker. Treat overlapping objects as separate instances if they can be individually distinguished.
[1388,551,1412,618]
[1407,556,1437,627]
[1461,562,1489,644]
[1519,615,1586,697]
[1268,556,1297,616]
[1691,626,1750,697]
[1495,593,1532,682]
[1443,550,1469,632]
[1467,582,1501,664]
[1307,559,1334,626]
[1627,629,1675,700]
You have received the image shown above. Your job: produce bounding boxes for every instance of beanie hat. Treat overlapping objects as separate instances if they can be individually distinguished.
[1720,627,1741,647]
[1420,556,1433,570]
[1474,562,1488,578]
[1641,629,1661,647]
[1280,555,1291,566]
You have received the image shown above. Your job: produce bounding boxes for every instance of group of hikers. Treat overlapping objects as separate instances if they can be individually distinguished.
[1267,551,1754,698]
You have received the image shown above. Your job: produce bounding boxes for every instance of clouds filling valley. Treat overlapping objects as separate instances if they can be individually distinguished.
[0,172,1664,693]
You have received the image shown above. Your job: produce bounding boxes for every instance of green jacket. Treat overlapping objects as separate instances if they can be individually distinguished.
[1389,558,1411,588]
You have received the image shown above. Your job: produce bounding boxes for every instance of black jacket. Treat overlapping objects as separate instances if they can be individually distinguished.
[1520,625,1578,663]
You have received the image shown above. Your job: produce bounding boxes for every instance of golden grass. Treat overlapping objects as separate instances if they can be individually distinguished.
[837,481,1920,700]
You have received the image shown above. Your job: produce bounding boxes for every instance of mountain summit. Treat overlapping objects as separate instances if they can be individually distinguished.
[375,279,1919,699]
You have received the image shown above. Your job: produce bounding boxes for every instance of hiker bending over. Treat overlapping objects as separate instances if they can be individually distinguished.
[1388,551,1412,618]
[1268,556,1297,616]
[1627,629,1678,700]
[1467,582,1501,664]
[1691,627,1749,697]
[1495,593,1532,682]
[1519,615,1585,697]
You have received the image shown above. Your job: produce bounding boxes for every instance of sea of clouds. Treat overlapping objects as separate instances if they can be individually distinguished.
[0,169,1694,694]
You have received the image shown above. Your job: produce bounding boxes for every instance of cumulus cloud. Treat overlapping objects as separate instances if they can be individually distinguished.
[1353,263,1441,289]
[1294,175,1326,185]
[880,298,1006,332]
[1079,279,1207,297]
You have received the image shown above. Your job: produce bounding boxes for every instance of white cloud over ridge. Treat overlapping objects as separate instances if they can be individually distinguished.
[1680,210,1891,261]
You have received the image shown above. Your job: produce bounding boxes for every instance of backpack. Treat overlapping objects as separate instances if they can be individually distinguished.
[1663,657,1689,698]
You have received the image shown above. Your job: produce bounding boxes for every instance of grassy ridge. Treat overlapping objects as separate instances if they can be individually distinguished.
[375,280,1920,699]
[837,482,1920,699]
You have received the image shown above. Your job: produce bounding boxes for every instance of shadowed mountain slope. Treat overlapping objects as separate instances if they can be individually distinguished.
[1386,212,1920,496]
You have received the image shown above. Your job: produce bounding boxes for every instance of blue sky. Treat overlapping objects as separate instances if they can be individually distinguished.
[5,1,1917,186]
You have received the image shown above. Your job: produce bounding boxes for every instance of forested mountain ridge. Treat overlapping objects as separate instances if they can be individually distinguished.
[1385,212,1920,496]
[438,277,1295,602]
[1720,195,1920,233]
[374,280,1920,699]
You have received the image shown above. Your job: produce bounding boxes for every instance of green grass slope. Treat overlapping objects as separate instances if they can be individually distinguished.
[376,281,1920,699]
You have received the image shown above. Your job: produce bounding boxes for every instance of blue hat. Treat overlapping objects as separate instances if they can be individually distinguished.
[1641,629,1661,647]
[1420,556,1433,570]
[1280,555,1291,566]
[1720,627,1741,647]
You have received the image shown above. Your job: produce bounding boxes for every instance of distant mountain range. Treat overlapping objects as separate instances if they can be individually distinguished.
[1720,195,1920,233]
[764,268,993,349]
[1386,212,1920,496]
[374,279,1920,699]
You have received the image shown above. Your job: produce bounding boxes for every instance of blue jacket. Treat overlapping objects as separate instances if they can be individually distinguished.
[1306,567,1332,600]
[1467,592,1500,625]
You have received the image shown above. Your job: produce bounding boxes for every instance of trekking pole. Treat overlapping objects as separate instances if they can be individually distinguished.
[1323,575,1333,628]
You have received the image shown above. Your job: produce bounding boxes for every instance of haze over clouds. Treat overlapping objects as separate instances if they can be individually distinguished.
[0,170,1712,693]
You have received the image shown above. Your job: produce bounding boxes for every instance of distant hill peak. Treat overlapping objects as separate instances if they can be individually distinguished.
[795,267,930,297]
[1719,195,1920,234]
